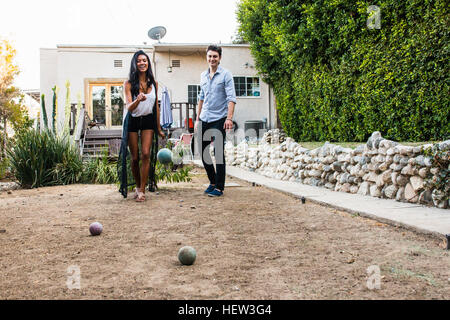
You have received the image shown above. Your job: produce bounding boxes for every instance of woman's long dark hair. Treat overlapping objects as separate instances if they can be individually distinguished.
[128,50,156,98]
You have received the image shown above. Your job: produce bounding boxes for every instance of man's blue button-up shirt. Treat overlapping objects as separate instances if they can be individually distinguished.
[198,66,237,123]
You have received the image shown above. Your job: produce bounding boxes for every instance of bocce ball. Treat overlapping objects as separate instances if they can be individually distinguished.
[178,246,197,265]
[89,222,103,236]
[157,148,173,165]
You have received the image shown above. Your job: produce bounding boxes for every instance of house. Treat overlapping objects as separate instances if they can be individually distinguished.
[40,43,278,142]
[3,90,41,138]
[22,90,41,124]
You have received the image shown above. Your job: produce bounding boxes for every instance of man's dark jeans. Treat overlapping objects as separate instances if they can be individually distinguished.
[199,117,226,191]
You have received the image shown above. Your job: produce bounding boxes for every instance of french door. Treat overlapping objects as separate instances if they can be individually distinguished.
[88,82,124,129]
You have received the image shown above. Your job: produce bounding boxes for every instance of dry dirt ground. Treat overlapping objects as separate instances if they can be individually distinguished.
[0,167,449,300]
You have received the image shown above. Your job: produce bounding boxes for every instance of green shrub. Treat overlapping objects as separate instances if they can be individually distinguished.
[155,161,192,184]
[0,157,10,180]
[84,150,192,187]
[237,0,449,142]
[82,153,118,184]
[7,129,83,188]
[7,127,193,189]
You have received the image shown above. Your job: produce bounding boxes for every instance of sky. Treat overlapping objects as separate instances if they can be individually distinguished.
[0,0,240,90]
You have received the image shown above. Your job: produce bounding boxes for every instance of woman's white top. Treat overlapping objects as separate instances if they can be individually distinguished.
[131,84,156,117]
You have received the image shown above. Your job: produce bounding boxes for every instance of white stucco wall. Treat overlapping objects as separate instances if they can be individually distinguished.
[154,51,205,102]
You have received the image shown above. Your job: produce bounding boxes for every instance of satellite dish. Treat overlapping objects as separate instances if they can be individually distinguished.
[148,26,167,42]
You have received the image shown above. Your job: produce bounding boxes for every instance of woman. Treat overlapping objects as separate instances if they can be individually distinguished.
[123,50,165,202]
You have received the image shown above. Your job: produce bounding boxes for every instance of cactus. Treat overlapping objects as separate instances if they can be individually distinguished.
[36,111,40,130]
[51,85,58,133]
[63,81,71,136]
[40,93,48,129]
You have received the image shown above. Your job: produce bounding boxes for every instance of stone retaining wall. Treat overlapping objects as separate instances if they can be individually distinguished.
[225,130,449,209]
[0,182,20,192]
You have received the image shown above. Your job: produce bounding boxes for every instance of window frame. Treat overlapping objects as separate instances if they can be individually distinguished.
[233,76,261,98]
[187,84,201,105]
[84,78,127,128]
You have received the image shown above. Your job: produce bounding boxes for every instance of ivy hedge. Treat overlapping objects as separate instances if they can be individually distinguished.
[237,0,449,142]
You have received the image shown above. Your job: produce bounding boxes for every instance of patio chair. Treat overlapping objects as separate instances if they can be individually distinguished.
[171,133,194,162]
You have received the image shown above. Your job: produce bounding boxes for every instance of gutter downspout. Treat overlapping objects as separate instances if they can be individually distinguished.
[268,84,272,130]
[152,48,157,79]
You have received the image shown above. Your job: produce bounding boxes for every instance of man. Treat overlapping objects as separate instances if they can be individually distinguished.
[195,45,236,197]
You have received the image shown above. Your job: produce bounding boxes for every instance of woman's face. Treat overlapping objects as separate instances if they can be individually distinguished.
[137,54,149,73]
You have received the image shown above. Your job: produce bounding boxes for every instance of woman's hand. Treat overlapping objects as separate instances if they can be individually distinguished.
[158,128,165,139]
[136,93,147,102]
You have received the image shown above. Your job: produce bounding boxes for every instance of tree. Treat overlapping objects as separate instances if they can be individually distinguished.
[0,39,18,94]
[0,39,31,158]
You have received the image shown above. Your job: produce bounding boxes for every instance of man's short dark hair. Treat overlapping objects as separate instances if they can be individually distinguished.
[206,44,222,57]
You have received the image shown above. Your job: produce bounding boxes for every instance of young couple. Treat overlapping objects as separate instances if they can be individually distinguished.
[122,45,236,202]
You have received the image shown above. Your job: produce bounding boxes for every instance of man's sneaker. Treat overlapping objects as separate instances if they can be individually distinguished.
[207,189,223,197]
[204,184,215,194]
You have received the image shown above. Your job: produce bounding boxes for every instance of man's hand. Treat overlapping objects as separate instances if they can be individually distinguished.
[194,120,200,133]
[224,119,233,131]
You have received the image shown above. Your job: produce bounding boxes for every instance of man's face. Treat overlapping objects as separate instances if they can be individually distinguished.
[207,50,221,69]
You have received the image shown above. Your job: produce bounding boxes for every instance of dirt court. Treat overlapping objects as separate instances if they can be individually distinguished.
[0,167,449,300]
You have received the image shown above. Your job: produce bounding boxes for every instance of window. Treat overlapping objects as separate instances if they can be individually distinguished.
[114,60,123,68]
[188,85,201,104]
[172,60,181,68]
[233,76,260,97]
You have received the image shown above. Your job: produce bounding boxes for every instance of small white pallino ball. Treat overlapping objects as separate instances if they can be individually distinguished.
[89,222,103,236]
[178,246,197,265]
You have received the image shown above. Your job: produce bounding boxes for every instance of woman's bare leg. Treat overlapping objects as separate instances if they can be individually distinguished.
[128,132,141,192]
[139,129,154,198]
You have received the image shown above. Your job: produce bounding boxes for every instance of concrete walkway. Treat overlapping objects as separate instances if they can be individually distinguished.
[192,161,450,244]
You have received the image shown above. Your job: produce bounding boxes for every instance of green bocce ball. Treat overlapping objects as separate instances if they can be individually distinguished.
[178,246,197,265]
[157,148,173,165]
